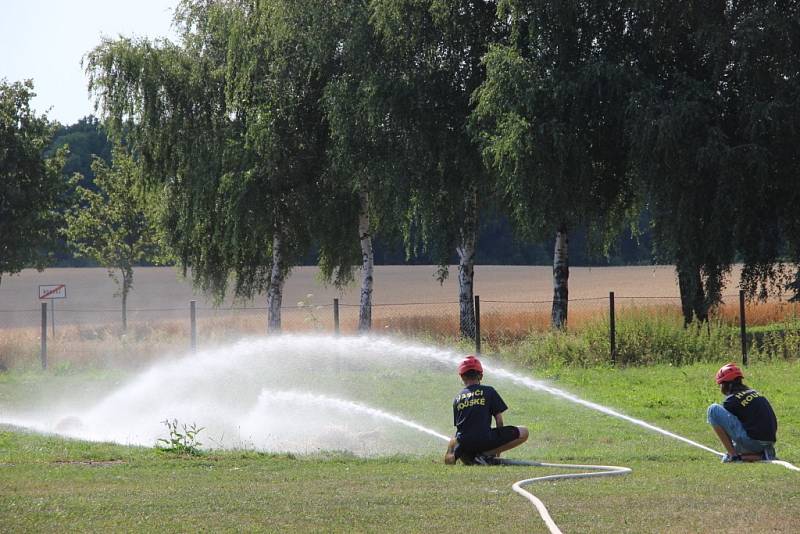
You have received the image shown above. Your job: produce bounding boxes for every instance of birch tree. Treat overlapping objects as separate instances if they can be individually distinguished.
[86,0,332,331]
[725,0,800,300]
[473,0,633,329]
[311,0,414,332]
[626,2,737,325]
[371,0,503,339]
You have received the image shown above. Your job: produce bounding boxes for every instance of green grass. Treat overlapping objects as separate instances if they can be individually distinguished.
[489,311,800,368]
[1,358,799,533]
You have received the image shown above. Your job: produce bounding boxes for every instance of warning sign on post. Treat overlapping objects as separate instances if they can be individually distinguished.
[39,284,67,299]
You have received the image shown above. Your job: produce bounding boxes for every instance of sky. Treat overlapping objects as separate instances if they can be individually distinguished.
[0,0,178,125]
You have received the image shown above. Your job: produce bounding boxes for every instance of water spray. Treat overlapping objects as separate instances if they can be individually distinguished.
[487,366,722,455]
[262,390,450,442]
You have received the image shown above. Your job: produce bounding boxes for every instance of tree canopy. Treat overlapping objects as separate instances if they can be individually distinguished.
[64,146,167,330]
[67,0,800,331]
[473,0,635,327]
[0,79,69,286]
[86,0,339,329]
[48,115,112,189]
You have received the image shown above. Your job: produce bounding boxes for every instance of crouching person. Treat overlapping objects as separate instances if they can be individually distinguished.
[444,355,528,465]
[707,363,778,463]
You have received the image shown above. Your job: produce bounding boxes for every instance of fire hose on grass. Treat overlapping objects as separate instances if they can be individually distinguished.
[497,458,632,534]
[435,431,799,534]
[491,454,797,534]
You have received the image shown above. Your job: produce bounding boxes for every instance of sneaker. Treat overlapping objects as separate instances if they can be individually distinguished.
[459,452,476,466]
[761,447,777,461]
[721,453,742,463]
[473,454,500,466]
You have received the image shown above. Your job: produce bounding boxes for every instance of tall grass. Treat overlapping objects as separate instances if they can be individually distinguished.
[493,306,799,369]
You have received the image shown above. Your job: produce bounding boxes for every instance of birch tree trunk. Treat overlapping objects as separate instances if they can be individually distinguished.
[267,231,287,333]
[358,189,374,332]
[457,231,476,340]
[693,275,709,323]
[551,225,569,329]
[457,188,478,339]
[121,267,132,333]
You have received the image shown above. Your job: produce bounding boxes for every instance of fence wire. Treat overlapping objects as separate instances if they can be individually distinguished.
[2,293,799,369]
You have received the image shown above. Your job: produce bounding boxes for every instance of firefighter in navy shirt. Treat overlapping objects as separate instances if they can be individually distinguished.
[444,355,528,465]
[707,362,778,462]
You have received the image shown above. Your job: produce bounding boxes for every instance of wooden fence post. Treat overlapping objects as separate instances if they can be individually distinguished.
[190,300,197,353]
[474,295,481,355]
[333,298,340,335]
[739,290,748,366]
[609,291,616,365]
[40,302,47,370]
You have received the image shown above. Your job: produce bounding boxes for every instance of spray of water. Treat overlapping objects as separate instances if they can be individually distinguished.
[248,390,450,442]
[487,367,722,455]
[0,334,719,457]
[364,337,723,456]
[0,336,456,454]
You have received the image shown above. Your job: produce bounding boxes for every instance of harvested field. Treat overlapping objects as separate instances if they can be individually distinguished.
[0,264,740,329]
[1,265,798,370]
[1,264,794,329]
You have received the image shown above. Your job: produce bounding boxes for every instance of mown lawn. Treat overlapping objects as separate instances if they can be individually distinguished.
[1,359,798,533]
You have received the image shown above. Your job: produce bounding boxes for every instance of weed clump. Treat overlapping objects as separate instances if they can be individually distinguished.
[156,419,204,456]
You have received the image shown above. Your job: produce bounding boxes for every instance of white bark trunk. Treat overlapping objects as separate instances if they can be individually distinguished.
[267,232,287,333]
[358,189,374,332]
[457,187,478,339]
[551,226,569,329]
[457,234,476,339]
[121,268,132,333]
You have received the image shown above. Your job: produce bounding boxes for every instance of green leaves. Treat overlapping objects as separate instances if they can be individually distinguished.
[156,418,204,456]
[77,0,799,318]
[0,79,69,285]
[64,146,168,299]
[473,2,634,246]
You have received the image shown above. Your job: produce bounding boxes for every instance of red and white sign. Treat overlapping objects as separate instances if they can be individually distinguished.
[38,284,67,299]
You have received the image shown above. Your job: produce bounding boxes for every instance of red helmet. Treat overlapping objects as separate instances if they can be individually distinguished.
[715,363,743,384]
[458,355,483,376]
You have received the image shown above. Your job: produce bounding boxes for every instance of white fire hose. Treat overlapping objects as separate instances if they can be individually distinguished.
[497,458,632,534]
[490,453,798,534]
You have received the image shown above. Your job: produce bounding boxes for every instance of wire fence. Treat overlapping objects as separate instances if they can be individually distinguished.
[3,294,799,331]
[2,290,800,372]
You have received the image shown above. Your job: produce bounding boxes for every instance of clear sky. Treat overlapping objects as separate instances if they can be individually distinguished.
[0,0,178,125]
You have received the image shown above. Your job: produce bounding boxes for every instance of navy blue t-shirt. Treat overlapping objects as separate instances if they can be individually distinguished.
[453,384,508,445]
[723,388,777,442]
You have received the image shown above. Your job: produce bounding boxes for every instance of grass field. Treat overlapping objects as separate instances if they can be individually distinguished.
[1,357,798,533]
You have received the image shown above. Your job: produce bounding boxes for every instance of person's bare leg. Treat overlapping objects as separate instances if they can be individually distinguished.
[485,427,528,456]
[444,437,457,465]
[712,425,737,456]
[712,425,759,460]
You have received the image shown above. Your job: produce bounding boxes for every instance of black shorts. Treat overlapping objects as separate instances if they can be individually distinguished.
[455,426,521,458]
